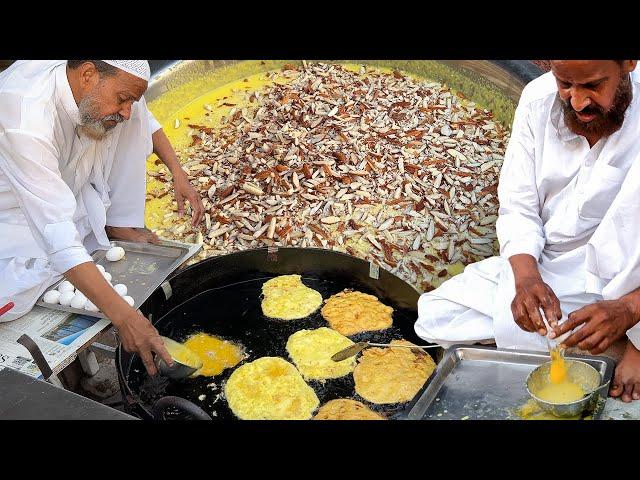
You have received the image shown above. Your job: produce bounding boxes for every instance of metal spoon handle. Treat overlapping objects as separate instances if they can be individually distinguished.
[331,342,369,362]
[367,343,440,349]
[331,341,440,362]
[586,380,611,397]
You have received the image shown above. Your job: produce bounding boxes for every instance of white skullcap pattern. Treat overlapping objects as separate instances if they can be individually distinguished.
[101,60,151,81]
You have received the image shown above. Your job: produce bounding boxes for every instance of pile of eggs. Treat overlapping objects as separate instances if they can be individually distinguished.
[42,247,133,312]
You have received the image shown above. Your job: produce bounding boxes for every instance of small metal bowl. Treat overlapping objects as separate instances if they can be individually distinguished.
[156,336,203,380]
[526,359,603,418]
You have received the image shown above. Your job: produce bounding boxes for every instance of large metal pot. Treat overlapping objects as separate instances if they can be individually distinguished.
[145,60,543,127]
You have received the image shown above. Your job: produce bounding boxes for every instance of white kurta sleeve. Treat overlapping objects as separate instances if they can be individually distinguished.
[0,130,93,273]
[496,100,545,261]
[148,108,161,136]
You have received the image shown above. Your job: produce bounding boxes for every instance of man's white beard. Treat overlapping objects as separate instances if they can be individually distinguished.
[78,120,110,140]
[78,94,121,140]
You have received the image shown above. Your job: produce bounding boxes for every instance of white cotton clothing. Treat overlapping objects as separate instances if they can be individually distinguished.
[0,61,161,321]
[416,70,640,351]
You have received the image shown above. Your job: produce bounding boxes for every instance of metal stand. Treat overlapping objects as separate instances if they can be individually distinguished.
[16,334,64,388]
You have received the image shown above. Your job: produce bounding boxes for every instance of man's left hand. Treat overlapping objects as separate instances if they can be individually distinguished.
[105,226,160,244]
[173,175,204,227]
[550,299,636,354]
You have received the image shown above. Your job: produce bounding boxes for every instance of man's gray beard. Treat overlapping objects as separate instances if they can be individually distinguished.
[78,121,108,140]
[77,95,123,140]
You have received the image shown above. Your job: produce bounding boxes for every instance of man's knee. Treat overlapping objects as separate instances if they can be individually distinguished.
[418,294,468,324]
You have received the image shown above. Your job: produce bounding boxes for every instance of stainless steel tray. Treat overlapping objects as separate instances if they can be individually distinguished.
[36,239,201,319]
[405,345,615,420]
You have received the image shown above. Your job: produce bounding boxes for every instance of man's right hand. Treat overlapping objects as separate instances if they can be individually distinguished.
[64,261,173,376]
[116,310,173,376]
[509,254,562,336]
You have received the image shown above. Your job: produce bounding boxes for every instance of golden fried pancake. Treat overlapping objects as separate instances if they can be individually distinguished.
[353,340,436,404]
[286,327,355,380]
[313,399,386,420]
[261,274,323,320]
[183,333,244,377]
[321,290,393,336]
[224,357,319,420]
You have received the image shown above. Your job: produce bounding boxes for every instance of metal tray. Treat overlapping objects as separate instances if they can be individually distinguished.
[36,240,201,319]
[405,344,615,420]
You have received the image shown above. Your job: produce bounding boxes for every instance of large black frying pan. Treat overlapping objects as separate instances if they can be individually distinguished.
[116,247,439,420]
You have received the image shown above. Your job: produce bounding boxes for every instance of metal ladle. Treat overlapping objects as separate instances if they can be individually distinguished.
[156,336,203,380]
[331,341,440,362]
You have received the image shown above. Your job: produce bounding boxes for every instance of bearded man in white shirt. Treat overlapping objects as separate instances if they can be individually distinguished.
[0,60,204,375]
[415,60,640,403]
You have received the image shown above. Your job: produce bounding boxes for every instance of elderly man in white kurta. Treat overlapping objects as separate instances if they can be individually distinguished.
[415,60,640,403]
[0,60,204,375]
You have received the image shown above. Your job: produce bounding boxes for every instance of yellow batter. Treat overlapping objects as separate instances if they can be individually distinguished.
[321,290,394,336]
[313,399,386,420]
[353,340,437,404]
[224,357,320,420]
[286,327,355,380]
[549,347,567,384]
[534,346,584,403]
[183,333,244,377]
[536,382,585,404]
[161,337,202,370]
[516,399,582,420]
[261,275,323,320]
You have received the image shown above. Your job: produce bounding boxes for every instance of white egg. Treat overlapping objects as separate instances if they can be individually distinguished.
[43,290,61,304]
[113,284,127,297]
[96,264,106,274]
[123,296,135,307]
[106,246,125,262]
[84,301,99,312]
[59,291,75,306]
[70,293,87,309]
[58,281,75,293]
[103,271,112,282]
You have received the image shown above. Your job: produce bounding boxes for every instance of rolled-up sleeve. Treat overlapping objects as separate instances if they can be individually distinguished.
[496,101,545,261]
[0,129,92,273]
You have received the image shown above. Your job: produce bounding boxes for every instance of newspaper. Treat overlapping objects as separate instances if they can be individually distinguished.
[0,240,200,380]
[0,306,111,379]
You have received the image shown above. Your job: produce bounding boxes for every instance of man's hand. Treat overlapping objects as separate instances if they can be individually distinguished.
[509,254,562,335]
[105,226,159,244]
[151,128,205,227]
[173,174,204,227]
[116,310,173,376]
[63,262,172,376]
[551,299,637,354]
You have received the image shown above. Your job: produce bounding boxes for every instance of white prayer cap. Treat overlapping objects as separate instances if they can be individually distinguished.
[101,60,151,81]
